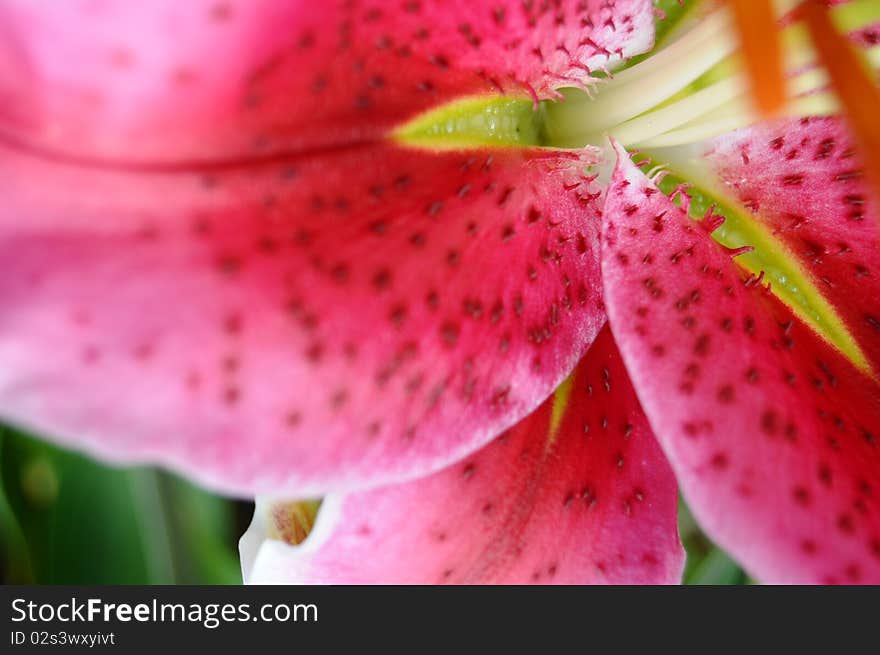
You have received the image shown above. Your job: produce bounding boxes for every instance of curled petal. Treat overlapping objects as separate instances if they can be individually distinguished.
[602,144,880,584]
[706,118,880,372]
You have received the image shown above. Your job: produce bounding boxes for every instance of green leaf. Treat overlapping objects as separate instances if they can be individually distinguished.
[0,427,241,584]
[679,500,747,585]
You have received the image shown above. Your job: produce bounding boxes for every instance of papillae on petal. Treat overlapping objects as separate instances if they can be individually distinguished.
[0,0,654,162]
[706,117,880,373]
[601,143,880,584]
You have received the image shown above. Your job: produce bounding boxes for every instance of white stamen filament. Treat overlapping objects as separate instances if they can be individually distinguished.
[601,76,746,147]
[618,44,879,148]
[548,0,880,151]
[544,6,736,146]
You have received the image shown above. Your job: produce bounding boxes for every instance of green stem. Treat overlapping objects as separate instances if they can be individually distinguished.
[128,469,178,584]
[0,433,36,583]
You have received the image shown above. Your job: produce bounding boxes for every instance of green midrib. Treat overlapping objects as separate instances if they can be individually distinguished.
[645,160,870,375]
[391,97,868,378]
[392,96,546,149]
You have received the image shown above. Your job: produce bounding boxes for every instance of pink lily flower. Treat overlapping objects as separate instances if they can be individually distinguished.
[1,0,878,584]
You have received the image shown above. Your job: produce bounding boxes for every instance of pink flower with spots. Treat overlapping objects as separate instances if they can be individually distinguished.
[1,0,878,584]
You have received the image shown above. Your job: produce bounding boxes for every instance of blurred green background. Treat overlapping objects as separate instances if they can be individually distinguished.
[0,425,749,585]
[0,425,246,584]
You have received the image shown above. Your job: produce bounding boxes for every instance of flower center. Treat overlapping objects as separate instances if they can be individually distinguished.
[394,0,879,152]
[544,0,880,150]
[393,0,879,376]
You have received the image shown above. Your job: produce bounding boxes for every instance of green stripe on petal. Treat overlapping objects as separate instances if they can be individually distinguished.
[648,155,870,376]
[393,96,545,149]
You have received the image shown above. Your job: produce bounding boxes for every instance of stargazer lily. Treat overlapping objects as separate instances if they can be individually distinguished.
[1,0,878,584]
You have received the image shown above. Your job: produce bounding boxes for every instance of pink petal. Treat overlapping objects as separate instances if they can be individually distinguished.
[705,118,880,372]
[850,23,880,48]
[0,143,605,496]
[601,144,880,584]
[0,0,654,162]
[241,326,683,584]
